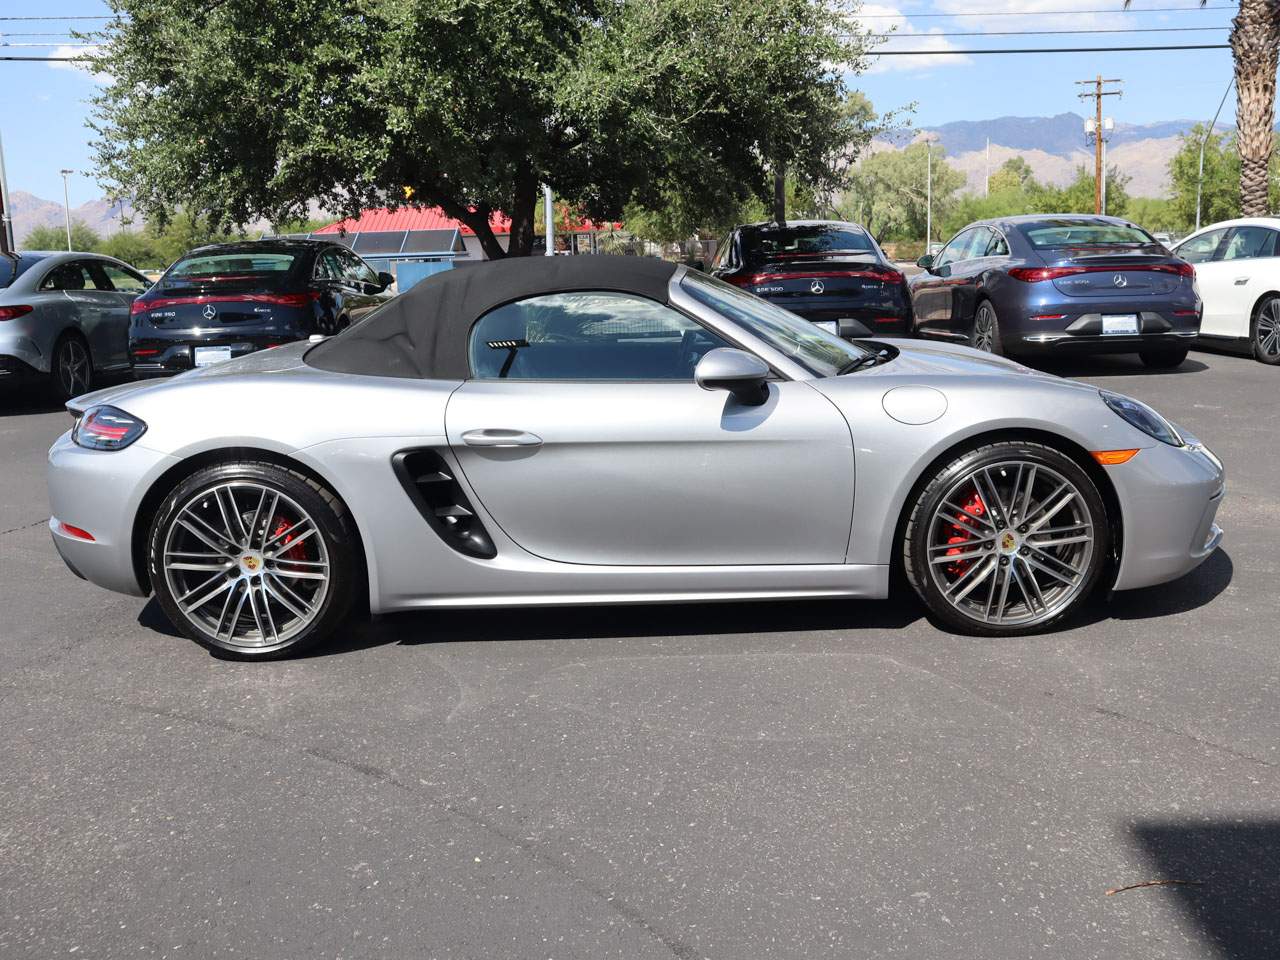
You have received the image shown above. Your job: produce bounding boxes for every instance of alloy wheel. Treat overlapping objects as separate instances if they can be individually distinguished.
[161,481,331,649]
[973,304,995,352]
[925,460,1095,627]
[58,339,92,397]
[1256,299,1280,361]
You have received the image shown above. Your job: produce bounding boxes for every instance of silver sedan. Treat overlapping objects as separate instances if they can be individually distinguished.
[1,251,152,400]
[47,256,1226,659]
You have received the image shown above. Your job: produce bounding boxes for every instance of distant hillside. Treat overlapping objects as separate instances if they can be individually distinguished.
[9,190,136,244]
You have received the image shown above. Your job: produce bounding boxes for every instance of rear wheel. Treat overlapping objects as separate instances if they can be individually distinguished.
[1138,346,1189,369]
[50,334,93,401]
[970,300,1003,355]
[1251,295,1280,365]
[147,461,357,659]
[903,441,1109,636]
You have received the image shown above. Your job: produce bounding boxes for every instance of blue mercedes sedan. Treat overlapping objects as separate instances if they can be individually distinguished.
[909,215,1201,368]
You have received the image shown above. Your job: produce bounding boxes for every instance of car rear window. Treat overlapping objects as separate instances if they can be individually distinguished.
[166,251,297,281]
[1019,221,1155,248]
[742,225,876,261]
[0,254,44,288]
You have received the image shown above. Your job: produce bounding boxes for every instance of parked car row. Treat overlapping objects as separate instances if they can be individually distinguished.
[711,214,1280,367]
[0,239,394,400]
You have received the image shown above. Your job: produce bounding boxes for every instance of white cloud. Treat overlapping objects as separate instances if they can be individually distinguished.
[857,4,973,74]
[929,0,1127,31]
[47,45,110,84]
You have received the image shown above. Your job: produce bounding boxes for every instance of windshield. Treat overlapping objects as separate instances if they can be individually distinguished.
[680,271,872,378]
[0,254,43,289]
[1019,220,1155,248]
[741,224,876,263]
[163,250,298,286]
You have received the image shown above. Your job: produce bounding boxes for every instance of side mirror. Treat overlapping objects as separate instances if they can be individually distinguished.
[694,347,770,406]
[377,271,394,291]
[916,254,934,270]
[837,318,874,339]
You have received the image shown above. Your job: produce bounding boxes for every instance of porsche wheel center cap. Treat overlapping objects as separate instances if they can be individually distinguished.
[999,530,1020,555]
[239,553,264,576]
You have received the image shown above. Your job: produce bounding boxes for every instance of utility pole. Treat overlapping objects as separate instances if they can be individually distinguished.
[59,169,75,251]
[0,131,14,255]
[984,137,990,197]
[1075,76,1122,214]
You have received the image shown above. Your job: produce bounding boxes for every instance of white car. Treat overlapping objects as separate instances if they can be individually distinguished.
[1173,217,1280,364]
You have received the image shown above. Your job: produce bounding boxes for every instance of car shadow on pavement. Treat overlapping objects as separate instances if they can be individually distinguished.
[312,594,928,658]
[1103,547,1233,622]
[1126,819,1280,960]
[1026,354,1210,379]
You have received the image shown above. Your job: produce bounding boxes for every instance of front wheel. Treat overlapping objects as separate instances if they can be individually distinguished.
[1139,346,1189,369]
[1251,296,1280,365]
[903,441,1109,636]
[147,461,358,659]
[970,300,1003,355]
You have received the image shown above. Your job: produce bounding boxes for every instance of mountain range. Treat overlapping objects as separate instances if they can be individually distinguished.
[7,190,134,245]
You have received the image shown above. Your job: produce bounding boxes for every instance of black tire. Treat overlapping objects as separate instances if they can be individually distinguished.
[1138,346,1189,369]
[970,299,1004,355]
[1250,295,1280,365]
[147,461,358,659]
[49,333,94,402]
[903,440,1110,636]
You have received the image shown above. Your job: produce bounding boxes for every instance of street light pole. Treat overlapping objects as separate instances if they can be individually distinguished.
[1195,76,1234,233]
[0,130,15,254]
[59,169,74,251]
[925,137,934,251]
[543,184,554,256]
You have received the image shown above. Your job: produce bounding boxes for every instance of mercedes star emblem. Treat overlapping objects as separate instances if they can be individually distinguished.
[810,280,825,295]
[202,303,218,321]
[1112,274,1128,288]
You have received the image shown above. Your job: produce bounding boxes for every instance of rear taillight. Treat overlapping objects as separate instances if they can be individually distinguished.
[1010,262,1195,282]
[58,522,96,542]
[128,292,319,313]
[130,299,152,316]
[0,304,33,321]
[725,273,764,287]
[72,405,148,451]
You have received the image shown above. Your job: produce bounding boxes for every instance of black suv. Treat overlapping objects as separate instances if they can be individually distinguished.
[130,239,393,375]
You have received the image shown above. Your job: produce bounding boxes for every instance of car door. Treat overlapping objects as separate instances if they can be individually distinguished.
[1207,225,1280,337]
[1175,227,1231,335]
[942,226,1001,339]
[95,261,150,369]
[912,228,976,336]
[40,260,117,365]
[336,248,388,323]
[444,290,856,566]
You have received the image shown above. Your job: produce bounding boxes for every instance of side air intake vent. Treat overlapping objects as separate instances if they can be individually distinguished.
[391,449,497,559]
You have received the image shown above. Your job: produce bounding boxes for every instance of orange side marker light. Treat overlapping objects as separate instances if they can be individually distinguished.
[1091,449,1140,466]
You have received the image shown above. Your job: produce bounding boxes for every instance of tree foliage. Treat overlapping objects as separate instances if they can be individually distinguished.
[90,0,874,258]
[841,143,965,243]
[1167,123,1280,230]
[22,220,103,252]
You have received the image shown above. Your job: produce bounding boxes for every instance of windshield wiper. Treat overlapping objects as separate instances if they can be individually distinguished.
[838,347,892,375]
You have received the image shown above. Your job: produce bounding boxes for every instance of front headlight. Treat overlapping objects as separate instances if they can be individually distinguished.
[1099,390,1183,446]
[72,405,148,450]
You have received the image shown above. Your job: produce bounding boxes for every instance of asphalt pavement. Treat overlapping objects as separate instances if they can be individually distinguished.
[1,346,1276,960]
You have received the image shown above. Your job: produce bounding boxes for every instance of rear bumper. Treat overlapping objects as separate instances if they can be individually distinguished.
[1111,439,1225,591]
[0,331,49,376]
[130,332,302,376]
[1015,329,1199,355]
[774,300,911,337]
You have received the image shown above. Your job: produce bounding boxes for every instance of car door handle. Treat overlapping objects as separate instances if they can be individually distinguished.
[1234,276,1250,285]
[461,429,543,448]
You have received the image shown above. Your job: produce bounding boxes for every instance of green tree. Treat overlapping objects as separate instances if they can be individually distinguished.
[1052,165,1130,217]
[91,0,873,258]
[1167,124,1280,228]
[1124,197,1185,235]
[21,219,102,252]
[841,142,965,243]
[987,156,1036,195]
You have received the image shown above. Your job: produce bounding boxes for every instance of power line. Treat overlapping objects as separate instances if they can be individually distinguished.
[856,5,1233,17]
[875,26,1228,39]
[875,43,1229,55]
[0,15,115,21]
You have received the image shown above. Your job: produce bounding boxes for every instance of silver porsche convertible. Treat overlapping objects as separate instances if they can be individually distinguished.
[48,256,1225,658]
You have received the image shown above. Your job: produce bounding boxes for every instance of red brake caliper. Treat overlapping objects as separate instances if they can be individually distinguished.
[270,517,308,562]
[943,492,986,577]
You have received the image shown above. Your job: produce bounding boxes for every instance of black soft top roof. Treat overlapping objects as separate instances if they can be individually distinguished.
[306,254,680,380]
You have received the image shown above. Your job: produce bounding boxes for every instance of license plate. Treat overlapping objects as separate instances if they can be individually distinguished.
[813,320,838,334]
[1102,314,1140,335]
[193,346,233,367]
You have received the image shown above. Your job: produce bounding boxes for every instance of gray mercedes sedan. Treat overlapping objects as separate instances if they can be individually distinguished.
[1,251,152,400]
[48,256,1225,659]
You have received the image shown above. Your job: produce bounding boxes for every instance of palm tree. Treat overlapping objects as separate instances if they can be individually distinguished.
[1126,0,1278,214]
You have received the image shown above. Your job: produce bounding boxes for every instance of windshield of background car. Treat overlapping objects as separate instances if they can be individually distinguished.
[162,251,298,287]
[680,271,872,378]
[1019,221,1156,248]
[741,225,876,264]
[0,254,43,288]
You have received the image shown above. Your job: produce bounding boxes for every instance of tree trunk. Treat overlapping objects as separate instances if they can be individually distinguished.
[1231,0,1280,216]
[772,166,787,226]
[504,168,540,257]
[435,195,507,260]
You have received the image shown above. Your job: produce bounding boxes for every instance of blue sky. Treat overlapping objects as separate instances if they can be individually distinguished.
[1,0,1242,206]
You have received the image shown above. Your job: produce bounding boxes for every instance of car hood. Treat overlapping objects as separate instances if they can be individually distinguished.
[855,338,1089,389]
[67,342,313,414]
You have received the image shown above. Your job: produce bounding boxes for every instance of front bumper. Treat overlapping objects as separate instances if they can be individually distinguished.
[47,430,178,597]
[1110,437,1225,591]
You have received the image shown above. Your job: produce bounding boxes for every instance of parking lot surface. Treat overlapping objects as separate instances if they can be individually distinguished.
[1,347,1275,960]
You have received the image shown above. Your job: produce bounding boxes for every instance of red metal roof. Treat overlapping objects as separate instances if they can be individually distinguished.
[315,206,512,237]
